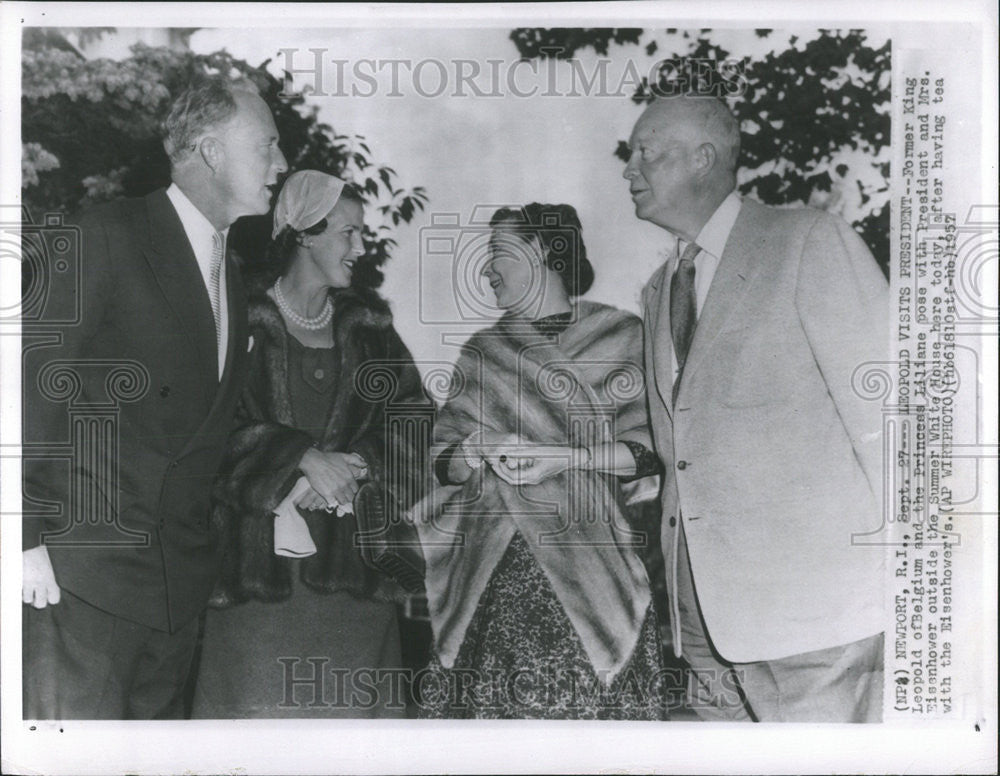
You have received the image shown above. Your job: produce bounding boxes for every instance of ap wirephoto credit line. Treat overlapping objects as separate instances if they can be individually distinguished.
[1,3,996,775]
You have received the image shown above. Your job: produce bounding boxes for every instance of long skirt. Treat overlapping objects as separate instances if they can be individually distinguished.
[192,563,404,719]
[419,532,667,720]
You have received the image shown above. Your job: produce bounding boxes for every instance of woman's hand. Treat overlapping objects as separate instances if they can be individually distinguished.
[294,484,329,512]
[500,441,641,483]
[299,448,368,507]
[473,431,525,475]
[489,444,581,485]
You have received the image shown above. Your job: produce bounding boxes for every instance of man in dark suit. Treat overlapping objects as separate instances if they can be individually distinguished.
[22,76,288,719]
[629,96,887,721]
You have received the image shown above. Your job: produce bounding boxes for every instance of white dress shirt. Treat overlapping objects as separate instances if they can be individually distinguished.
[670,190,743,380]
[165,183,229,379]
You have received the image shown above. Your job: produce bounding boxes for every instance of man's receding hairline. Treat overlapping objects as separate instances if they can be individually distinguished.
[645,96,732,126]
[224,91,277,136]
[640,96,740,170]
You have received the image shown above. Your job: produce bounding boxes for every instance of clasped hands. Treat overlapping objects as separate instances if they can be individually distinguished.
[466,431,588,485]
[23,449,371,610]
[297,447,369,511]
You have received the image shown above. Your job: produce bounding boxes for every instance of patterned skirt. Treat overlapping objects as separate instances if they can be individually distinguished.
[418,532,668,720]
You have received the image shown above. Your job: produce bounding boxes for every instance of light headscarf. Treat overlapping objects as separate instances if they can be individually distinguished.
[271,170,347,239]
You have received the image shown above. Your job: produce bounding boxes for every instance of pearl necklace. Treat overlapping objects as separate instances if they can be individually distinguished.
[273,277,333,330]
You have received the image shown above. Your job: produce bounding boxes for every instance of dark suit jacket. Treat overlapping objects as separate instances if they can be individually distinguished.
[23,188,251,633]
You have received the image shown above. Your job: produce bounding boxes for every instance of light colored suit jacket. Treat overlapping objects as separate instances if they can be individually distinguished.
[642,197,888,663]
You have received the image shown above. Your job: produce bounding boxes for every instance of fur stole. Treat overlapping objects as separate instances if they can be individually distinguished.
[412,301,654,682]
[209,280,427,607]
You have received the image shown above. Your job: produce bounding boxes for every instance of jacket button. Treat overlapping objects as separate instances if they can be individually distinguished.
[677,460,688,470]
[159,385,171,398]
[669,516,677,527]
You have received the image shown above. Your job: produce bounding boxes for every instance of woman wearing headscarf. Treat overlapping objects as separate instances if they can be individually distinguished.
[413,203,667,720]
[191,171,426,718]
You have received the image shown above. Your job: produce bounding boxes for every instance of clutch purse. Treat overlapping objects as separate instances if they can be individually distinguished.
[352,481,425,594]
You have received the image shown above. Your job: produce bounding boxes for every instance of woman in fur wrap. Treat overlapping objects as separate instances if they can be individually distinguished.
[191,172,426,718]
[415,203,667,719]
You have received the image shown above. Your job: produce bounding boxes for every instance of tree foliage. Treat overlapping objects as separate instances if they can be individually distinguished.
[21,30,428,288]
[510,28,644,58]
[510,28,890,276]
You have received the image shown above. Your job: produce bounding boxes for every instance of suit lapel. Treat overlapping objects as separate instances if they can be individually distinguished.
[217,251,249,401]
[645,260,675,418]
[677,200,764,399]
[139,189,219,406]
[176,251,250,459]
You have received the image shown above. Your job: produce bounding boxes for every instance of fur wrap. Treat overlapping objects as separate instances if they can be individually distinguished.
[409,301,654,682]
[209,279,428,607]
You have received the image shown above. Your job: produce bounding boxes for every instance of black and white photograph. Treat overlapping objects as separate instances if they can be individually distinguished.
[1,2,996,774]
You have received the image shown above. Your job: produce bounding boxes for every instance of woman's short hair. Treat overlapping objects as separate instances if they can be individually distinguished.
[489,202,594,297]
[265,183,365,280]
[161,75,261,165]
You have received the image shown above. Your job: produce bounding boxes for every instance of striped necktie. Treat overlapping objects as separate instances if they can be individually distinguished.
[209,231,224,355]
[670,240,700,406]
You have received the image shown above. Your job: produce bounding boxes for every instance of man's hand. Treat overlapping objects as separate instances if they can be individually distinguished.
[23,545,61,609]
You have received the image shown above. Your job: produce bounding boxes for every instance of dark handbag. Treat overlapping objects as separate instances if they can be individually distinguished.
[352,481,425,593]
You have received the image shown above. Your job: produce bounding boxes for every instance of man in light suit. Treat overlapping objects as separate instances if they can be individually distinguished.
[22,76,288,718]
[627,95,887,721]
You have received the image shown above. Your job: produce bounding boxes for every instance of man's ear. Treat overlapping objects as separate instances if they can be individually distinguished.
[198,136,224,173]
[694,142,718,177]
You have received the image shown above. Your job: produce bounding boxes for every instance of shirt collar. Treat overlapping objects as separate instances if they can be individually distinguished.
[693,190,742,261]
[165,183,229,250]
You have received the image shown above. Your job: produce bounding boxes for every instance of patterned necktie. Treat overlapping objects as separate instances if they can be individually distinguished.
[670,240,700,406]
[209,231,224,354]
